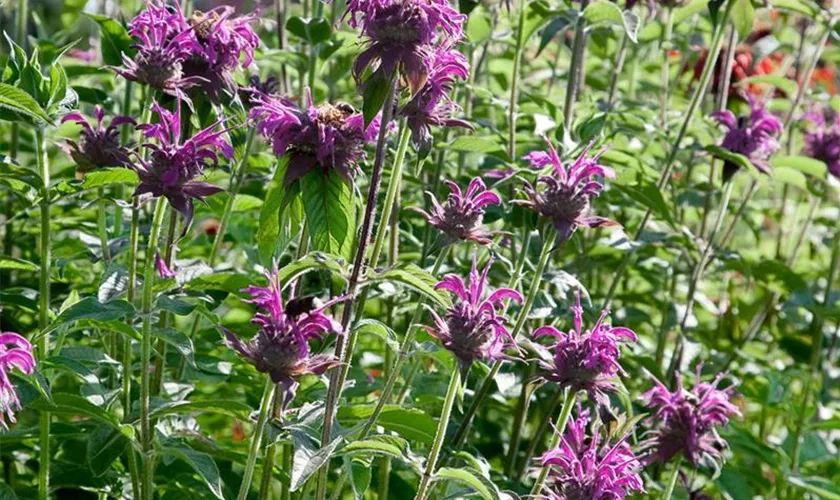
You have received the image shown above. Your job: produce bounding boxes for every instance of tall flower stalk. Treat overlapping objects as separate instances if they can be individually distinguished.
[564,0,590,131]
[529,389,575,495]
[35,127,51,500]
[414,369,460,500]
[238,379,275,500]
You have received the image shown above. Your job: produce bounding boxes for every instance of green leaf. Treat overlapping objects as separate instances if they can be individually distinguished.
[431,467,502,500]
[274,252,348,287]
[0,82,53,124]
[150,400,253,421]
[29,394,126,433]
[81,168,139,189]
[770,0,819,16]
[583,1,623,26]
[154,327,196,366]
[731,0,756,40]
[286,16,332,45]
[362,68,390,128]
[614,181,677,229]
[185,273,252,294]
[344,456,371,500]
[787,476,840,500]
[354,319,400,354]
[161,441,224,499]
[259,156,291,265]
[300,169,356,262]
[0,256,38,271]
[771,155,827,179]
[87,14,135,66]
[449,136,506,157]
[47,297,135,334]
[705,145,757,174]
[87,425,129,477]
[338,405,437,444]
[339,436,410,460]
[369,264,451,308]
[466,7,492,43]
[772,167,808,189]
[291,437,344,491]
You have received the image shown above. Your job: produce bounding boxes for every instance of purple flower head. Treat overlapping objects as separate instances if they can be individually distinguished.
[641,368,741,467]
[399,45,471,157]
[538,406,644,499]
[514,138,617,244]
[183,7,260,102]
[532,292,636,408]
[134,100,232,225]
[710,95,782,182]
[345,0,465,94]
[239,74,280,108]
[414,177,500,245]
[115,1,204,96]
[802,103,840,178]
[0,332,36,430]
[426,253,522,374]
[249,90,379,186]
[61,106,136,173]
[223,266,343,412]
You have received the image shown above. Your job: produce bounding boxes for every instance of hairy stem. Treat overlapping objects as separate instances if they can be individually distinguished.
[36,127,51,500]
[414,369,461,500]
[564,0,590,131]
[237,378,275,500]
[662,458,683,500]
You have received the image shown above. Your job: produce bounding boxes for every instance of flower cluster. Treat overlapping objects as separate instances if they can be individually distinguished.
[134,101,232,224]
[1,332,36,430]
[62,106,135,173]
[415,177,500,245]
[345,0,465,93]
[538,407,644,499]
[711,96,782,182]
[641,369,741,467]
[249,90,379,185]
[116,1,257,102]
[516,139,617,244]
[399,45,471,157]
[115,0,203,96]
[802,103,840,178]
[532,292,636,407]
[426,254,522,374]
[224,267,343,412]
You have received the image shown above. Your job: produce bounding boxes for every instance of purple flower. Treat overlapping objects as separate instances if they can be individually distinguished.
[249,90,379,186]
[61,106,136,173]
[641,369,741,467]
[223,266,343,412]
[0,332,36,430]
[399,45,471,157]
[239,74,280,108]
[345,0,465,93]
[115,1,203,96]
[710,95,782,181]
[134,101,232,225]
[532,292,636,408]
[183,7,260,102]
[514,138,617,244]
[426,253,522,373]
[414,177,500,245]
[802,104,840,178]
[538,407,644,499]
[155,252,176,278]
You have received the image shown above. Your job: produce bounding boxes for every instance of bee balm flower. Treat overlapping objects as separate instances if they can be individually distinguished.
[426,254,522,374]
[0,332,36,430]
[710,95,782,181]
[641,369,740,467]
[803,104,840,178]
[515,138,617,245]
[223,267,343,413]
[61,106,135,173]
[538,407,644,499]
[531,292,636,408]
[414,177,500,245]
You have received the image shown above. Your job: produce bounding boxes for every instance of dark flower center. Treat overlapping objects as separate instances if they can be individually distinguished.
[445,305,494,363]
[368,2,431,45]
[540,184,588,223]
[440,202,482,238]
[135,50,182,89]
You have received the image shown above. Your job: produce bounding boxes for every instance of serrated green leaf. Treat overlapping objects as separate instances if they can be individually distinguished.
[338,404,437,444]
[0,83,53,124]
[0,256,38,271]
[87,14,135,66]
[161,441,224,499]
[300,169,356,261]
[362,68,390,127]
[369,264,451,308]
[47,297,135,334]
[81,168,139,189]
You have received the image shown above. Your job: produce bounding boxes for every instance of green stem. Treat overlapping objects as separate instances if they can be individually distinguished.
[528,389,575,495]
[152,209,178,395]
[508,0,526,159]
[606,32,629,107]
[259,385,282,500]
[505,365,536,477]
[97,188,111,261]
[140,197,168,500]
[35,127,50,500]
[790,226,840,471]
[368,123,411,268]
[662,458,683,500]
[659,7,674,127]
[517,387,564,479]
[600,0,736,311]
[451,230,555,451]
[359,247,450,437]
[414,368,461,500]
[237,378,275,500]
[316,73,399,500]
[564,0,590,131]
